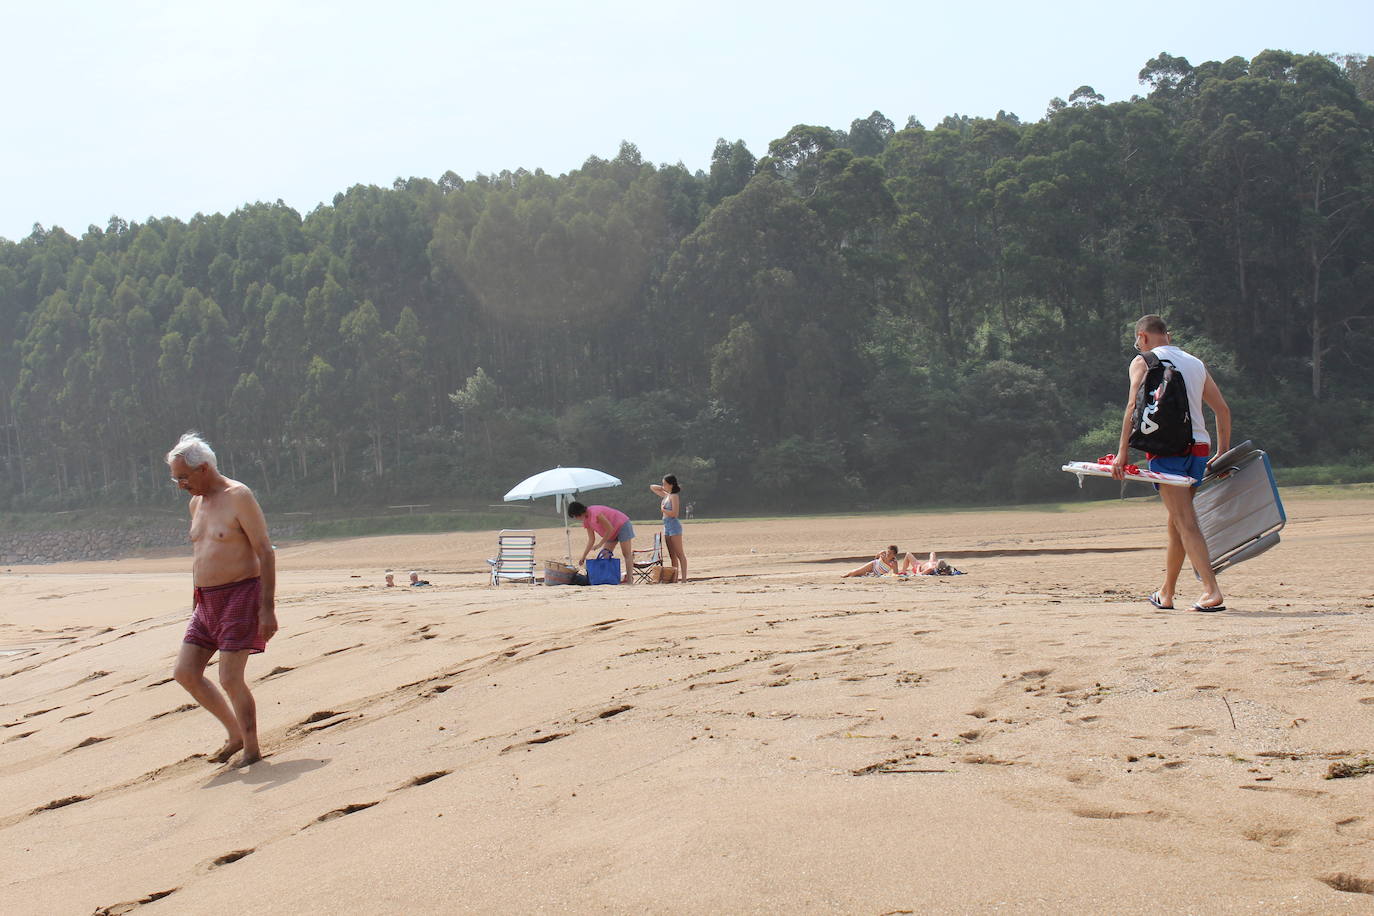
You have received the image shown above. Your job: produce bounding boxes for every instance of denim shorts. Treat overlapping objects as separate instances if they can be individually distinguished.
[614,520,636,542]
[663,516,683,537]
[1148,453,1208,488]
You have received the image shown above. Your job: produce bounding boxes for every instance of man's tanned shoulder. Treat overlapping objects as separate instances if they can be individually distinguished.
[224,479,255,500]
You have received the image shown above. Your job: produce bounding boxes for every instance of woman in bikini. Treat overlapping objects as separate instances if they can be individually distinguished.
[900,551,955,575]
[842,545,900,578]
[649,474,687,582]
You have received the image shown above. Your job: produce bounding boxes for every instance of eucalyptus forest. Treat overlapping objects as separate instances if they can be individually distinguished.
[3,50,1372,516]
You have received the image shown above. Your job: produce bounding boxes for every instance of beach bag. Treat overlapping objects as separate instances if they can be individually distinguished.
[543,560,575,586]
[1129,352,1193,457]
[586,557,621,585]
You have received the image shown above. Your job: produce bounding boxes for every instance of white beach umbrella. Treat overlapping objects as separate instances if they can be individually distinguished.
[503,467,622,501]
[504,467,622,561]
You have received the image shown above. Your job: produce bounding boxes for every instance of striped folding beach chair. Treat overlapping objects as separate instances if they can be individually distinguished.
[488,529,536,585]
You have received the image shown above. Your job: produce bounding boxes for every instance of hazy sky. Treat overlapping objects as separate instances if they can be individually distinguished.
[2,0,1370,241]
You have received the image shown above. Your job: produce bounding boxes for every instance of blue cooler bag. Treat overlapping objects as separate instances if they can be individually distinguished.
[586,557,621,585]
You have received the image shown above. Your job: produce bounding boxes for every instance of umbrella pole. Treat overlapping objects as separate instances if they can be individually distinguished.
[559,493,572,563]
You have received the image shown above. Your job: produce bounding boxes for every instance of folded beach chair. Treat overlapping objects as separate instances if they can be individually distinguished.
[631,532,664,584]
[487,529,536,585]
[1194,441,1286,575]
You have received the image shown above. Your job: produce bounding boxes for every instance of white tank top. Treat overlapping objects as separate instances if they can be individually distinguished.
[1148,344,1210,446]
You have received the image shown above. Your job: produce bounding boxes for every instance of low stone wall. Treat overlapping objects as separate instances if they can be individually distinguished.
[0,524,302,565]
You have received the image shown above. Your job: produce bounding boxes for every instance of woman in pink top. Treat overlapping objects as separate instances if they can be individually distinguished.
[568,501,636,585]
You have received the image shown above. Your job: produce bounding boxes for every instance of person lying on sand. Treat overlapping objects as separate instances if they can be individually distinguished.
[842,546,900,578]
[899,551,963,576]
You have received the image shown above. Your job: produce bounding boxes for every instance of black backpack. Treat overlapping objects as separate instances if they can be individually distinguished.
[1129,352,1194,456]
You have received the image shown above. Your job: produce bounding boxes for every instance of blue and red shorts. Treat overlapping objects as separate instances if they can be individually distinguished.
[1147,443,1210,488]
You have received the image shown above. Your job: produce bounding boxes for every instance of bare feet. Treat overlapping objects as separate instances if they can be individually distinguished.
[211,737,243,763]
[236,747,263,766]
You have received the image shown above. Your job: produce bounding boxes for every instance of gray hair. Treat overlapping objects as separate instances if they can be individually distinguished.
[166,431,217,470]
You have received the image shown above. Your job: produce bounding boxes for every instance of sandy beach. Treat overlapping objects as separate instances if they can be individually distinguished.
[3,493,1373,914]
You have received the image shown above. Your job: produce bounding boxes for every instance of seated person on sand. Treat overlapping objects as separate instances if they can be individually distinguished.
[842,545,900,578]
[900,551,955,576]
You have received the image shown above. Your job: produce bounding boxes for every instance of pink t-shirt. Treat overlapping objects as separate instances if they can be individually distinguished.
[582,505,629,536]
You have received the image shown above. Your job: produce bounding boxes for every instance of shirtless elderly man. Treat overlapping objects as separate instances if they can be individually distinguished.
[167,432,278,765]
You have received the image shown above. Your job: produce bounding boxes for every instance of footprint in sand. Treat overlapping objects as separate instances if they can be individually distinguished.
[1241,824,1298,847]
[299,710,343,725]
[70,735,111,750]
[501,732,571,753]
[395,771,450,790]
[310,801,379,825]
[962,754,1015,766]
[1166,724,1217,742]
[208,848,255,868]
[293,710,353,734]
[1319,873,1374,896]
[1071,806,1164,821]
[91,888,178,915]
[31,794,90,814]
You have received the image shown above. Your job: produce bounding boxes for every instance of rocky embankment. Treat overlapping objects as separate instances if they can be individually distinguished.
[0,525,301,565]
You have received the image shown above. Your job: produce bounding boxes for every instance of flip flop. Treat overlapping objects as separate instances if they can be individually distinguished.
[1148,591,1173,610]
[1190,602,1226,613]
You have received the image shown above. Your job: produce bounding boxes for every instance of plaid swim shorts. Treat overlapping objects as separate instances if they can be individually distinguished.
[184,577,266,654]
